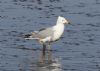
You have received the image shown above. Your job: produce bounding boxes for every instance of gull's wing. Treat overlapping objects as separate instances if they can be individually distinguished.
[24,27,55,39]
[36,27,54,39]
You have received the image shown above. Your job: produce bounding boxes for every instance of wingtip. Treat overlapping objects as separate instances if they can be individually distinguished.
[23,34,31,38]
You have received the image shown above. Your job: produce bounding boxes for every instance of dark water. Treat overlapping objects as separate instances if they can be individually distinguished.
[0,0,100,71]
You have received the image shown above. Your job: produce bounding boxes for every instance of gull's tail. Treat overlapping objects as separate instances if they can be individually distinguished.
[23,32,39,40]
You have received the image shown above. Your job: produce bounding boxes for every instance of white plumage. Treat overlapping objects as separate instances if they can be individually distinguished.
[24,16,70,43]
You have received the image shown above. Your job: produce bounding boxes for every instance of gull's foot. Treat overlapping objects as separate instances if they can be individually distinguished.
[39,60,44,64]
[37,61,45,67]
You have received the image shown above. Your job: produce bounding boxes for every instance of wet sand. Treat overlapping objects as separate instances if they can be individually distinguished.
[0,0,100,71]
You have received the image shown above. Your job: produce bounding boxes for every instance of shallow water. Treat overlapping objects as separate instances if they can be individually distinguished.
[0,0,100,71]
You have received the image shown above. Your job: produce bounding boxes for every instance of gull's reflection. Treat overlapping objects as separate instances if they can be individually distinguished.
[37,58,62,71]
[19,57,62,71]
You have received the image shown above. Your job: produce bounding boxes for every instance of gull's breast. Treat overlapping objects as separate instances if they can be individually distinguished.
[52,24,64,41]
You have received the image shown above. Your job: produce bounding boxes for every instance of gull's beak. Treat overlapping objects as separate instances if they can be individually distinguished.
[67,20,70,24]
[65,20,70,24]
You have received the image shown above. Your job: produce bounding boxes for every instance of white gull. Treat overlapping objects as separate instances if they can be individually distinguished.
[24,16,70,63]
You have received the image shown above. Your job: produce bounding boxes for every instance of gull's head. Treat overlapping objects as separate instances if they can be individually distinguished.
[57,16,70,25]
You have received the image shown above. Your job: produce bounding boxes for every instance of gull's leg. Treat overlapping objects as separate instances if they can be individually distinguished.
[47,42,52,63]
[40,43,46,63]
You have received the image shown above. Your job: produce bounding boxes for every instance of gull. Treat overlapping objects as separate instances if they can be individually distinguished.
[24,16,70,63]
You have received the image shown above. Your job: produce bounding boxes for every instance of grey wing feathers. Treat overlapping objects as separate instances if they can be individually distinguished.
[37,27,54,38]
[38,28,46,31]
